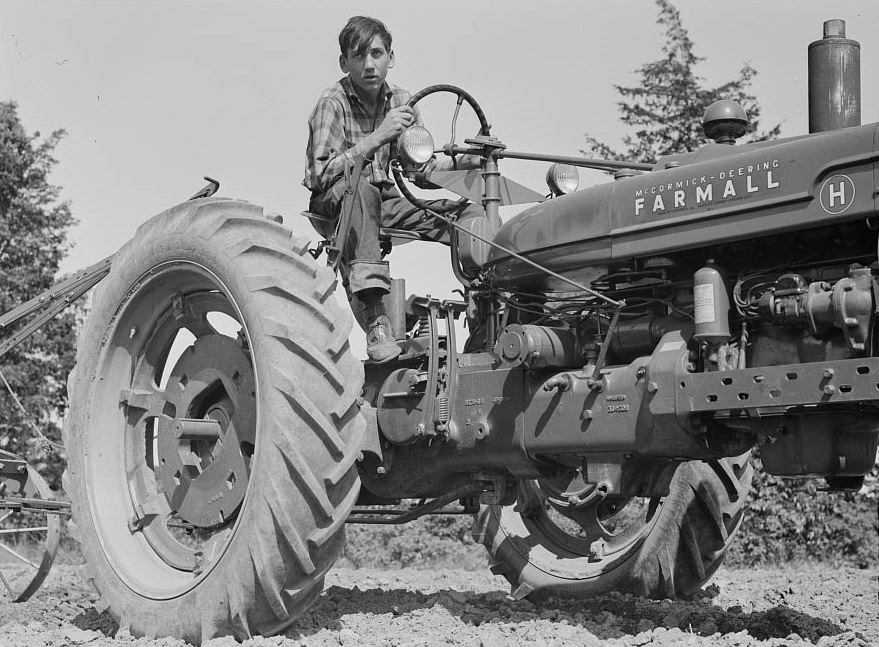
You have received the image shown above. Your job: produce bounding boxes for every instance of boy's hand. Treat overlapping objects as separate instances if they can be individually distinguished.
[372,106,416,145]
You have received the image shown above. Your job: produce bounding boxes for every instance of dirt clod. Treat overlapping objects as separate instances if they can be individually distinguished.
[73,607,119,636]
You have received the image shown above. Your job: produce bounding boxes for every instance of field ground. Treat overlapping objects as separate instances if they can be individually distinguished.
[0,562,875,646]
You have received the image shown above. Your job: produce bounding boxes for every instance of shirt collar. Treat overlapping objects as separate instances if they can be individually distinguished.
[340,76,392,110]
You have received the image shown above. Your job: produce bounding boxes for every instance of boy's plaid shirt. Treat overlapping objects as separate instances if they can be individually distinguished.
[303,76,417,192]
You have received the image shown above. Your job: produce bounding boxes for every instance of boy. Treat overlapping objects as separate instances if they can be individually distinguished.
[304,16,480,362]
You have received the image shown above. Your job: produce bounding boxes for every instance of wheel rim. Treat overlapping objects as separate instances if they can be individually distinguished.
[517,471,662,574]
[85,261,258,599]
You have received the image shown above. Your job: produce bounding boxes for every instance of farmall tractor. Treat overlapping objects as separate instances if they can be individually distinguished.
[44,18,875,643]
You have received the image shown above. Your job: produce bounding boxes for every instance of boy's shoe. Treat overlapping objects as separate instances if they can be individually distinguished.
[365,313,402,363]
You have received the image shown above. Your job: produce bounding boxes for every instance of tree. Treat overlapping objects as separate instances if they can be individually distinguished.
[582,0,781,163]
[0,101,77,486]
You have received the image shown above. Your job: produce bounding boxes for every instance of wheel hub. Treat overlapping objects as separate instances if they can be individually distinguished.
[156,333,255,527]
[538,470,602,509]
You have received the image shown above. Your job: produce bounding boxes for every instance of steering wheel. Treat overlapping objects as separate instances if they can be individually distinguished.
[391,84,492,214]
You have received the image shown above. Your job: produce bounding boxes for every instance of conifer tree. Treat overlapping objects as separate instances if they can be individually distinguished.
[583,0,780,163]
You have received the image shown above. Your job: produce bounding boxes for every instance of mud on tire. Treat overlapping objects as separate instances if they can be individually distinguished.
[473,454,753,600]
[62,199,364,642]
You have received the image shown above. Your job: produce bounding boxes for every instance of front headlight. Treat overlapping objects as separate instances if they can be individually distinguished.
[398,125,435,166]
[546,163,579,196]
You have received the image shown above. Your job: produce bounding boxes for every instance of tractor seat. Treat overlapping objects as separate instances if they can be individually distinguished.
[301,211,431,250]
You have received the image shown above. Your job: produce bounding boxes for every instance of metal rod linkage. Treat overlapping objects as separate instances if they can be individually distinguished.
[346,486,479,524]
[426,207,622,307]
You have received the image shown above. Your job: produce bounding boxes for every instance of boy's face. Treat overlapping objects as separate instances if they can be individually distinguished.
[340,35,394,101]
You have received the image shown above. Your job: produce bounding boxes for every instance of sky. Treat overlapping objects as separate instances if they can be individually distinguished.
[2,0,878,357]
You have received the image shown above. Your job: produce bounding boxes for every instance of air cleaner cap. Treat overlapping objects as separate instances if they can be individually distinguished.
[702,100,749,144]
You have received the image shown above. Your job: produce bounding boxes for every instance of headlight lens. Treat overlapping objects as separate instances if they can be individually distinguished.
[546,163,579,196]
[398,125,435,166]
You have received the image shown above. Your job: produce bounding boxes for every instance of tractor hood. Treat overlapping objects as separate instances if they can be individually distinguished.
[486,123,879,289]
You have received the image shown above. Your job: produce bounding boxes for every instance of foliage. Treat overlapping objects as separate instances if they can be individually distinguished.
[341,514,485,570]
[582,0,781,163]
[342,453,879,570]
[726,452,878,568]
[0,101,77,488]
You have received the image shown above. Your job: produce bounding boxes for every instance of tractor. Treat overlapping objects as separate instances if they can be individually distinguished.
[53,18,876,643]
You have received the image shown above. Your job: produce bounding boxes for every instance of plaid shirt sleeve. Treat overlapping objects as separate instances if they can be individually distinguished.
[304,96,350,192]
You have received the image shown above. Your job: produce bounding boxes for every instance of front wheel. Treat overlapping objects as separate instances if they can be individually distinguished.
[63,199,364,642]
[473,455,752,600]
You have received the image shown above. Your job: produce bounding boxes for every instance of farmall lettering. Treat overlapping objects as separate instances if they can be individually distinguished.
[634,158,781,217]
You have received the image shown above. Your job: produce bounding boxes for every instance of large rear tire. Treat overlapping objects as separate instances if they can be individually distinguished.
[473,455,752,600]
[63,199,364,642]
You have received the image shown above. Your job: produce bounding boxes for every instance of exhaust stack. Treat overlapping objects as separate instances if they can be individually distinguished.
[808,19,861,132]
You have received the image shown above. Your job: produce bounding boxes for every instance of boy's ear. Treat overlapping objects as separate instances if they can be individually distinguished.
[388,50,395,69]
[339,54,348,73]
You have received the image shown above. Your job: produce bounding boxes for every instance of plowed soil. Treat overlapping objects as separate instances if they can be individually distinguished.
[0,563,875,646]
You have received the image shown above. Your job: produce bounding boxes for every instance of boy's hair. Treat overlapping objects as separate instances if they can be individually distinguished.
[339,16,392,57]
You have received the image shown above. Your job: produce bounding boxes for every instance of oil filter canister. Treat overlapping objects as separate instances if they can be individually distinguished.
[693,262,731,342]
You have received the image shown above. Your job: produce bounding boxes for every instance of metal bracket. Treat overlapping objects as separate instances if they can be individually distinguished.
[127,496,165,533]
[408,296,466,435]
[681,356,879,414]
[474,472,509,505]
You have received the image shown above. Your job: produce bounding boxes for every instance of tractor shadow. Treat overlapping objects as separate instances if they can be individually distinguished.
[286,584,856,643]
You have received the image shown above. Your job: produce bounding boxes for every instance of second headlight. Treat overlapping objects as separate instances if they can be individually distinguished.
[546,163,579,196]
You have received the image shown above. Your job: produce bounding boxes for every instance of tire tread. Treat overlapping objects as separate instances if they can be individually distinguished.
[63,201,363,642]
[473,455,754,602]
